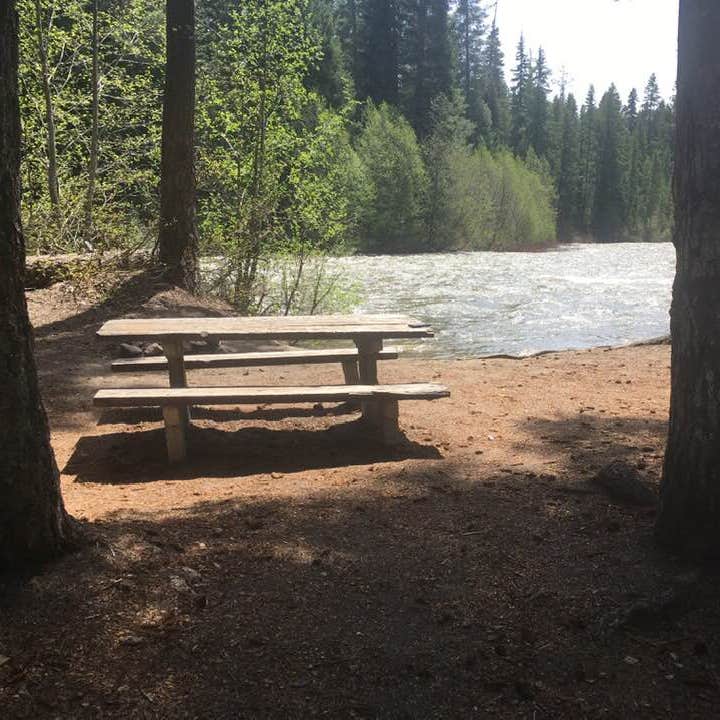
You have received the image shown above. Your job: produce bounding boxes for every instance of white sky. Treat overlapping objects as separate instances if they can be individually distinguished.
[494,0,679,103]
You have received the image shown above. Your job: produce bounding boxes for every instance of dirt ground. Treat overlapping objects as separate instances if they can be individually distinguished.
[2,271,720,719]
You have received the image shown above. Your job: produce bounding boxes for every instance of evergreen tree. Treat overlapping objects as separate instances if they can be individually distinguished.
[158,0,199,290]
[479,20,509,146]
[656,0,720,555]
[528,46,550,156]
[336,0,360,87]
[305,0,351,108]
[641,72,662,145]
[642,73,661,114]
[625,88,639,131]
[556,93,580,239]
[452,0,484,99]
[400,0,454,136]
[358,0,400,105]
[510,35,531,156]
[1,0,75,568]
[451,0,485,133]
[592,84,628,241]
[577,85,598,234]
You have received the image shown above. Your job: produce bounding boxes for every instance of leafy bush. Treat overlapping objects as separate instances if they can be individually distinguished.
[354,103,429,253]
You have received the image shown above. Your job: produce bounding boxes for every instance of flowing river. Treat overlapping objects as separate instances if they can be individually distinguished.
[332,243,676,359]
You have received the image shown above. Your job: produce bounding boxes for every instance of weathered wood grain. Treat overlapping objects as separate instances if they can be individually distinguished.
[97,315,433,341]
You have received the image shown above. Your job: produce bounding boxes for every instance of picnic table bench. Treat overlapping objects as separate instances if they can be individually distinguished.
[95,314,450,462]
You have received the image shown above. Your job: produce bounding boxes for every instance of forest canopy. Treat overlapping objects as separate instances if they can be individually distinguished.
[18,0,672,263]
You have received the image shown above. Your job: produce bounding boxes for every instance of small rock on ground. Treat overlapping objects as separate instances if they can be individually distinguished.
[592,460,656,507]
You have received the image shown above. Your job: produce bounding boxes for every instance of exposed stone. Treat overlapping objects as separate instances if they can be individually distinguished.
[592,460,657,507]
[117,343,143,359]
[143,343,164,357]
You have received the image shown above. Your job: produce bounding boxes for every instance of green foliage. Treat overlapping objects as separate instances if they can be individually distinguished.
[18,0,164,252]
[446,148,557,250]
[205,251,360,316]
[422,91,474,248]
[16,0,674,277]
[352,96,556,252]
[354,102,428,253]
[196,0,358,309]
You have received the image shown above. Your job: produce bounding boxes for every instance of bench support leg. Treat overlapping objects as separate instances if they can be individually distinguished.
[355,338,382,422]
[341,359,360,384]
[163,338,191,423]
[362,399,402,445]
[341,359,361,410]
[163,405,188,463]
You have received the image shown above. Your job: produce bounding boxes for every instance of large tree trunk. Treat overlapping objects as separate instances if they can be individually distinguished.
[157,0,199,291]
[0,0,74,570]
[656,1,720,555]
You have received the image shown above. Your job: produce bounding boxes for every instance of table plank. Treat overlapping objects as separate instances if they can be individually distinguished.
[97,314,434,341]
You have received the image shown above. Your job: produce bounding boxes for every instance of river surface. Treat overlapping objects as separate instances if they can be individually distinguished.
[332,243,676,359]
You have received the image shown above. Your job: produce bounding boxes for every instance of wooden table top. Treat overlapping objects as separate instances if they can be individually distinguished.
[97,314,434,341]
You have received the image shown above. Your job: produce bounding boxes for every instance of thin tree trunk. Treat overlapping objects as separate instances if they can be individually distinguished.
[158,0,199,291]
[33,0,60,211]
[84,0,99,239]
[656,1,720,555]
[0,0,74,570]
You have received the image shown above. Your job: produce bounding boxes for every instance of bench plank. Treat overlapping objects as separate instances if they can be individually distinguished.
[94,383,450,407]
[111,347,400,372]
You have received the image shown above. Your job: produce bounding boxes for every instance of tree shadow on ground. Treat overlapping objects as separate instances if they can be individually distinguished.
[65,419,443,484]
[31,271,169,421]
[515,412,668,486]
[2,461,720,719]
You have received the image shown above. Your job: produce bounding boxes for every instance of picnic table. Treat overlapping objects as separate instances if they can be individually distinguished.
[95,314,450,462]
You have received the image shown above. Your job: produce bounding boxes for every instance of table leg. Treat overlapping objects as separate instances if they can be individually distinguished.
[163,338,191,423]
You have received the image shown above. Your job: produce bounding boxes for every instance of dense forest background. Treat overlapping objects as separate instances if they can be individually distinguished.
[18,0,673,263]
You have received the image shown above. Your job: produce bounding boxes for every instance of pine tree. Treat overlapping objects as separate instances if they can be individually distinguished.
[528,46,550,156]
[1,0,75,568]
[453,0,492,139]
[625,88,639,131]
[556,93,580,239]
[510,35,531,156]
[358,0,400,105]
[479,20,509,147]
[656,1,720,555]
[400,0,453,136]
[158,0,199,290]
[336,0,360,87]
[577,85,598,234]
[306,0,350,108]
[452,0,484,98]
[592,84,628,241]
[641,72,661,145]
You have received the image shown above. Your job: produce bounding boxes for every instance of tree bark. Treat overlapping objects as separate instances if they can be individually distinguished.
[0,0,74,570]
[656,1,720,555]
[158,0,199,292]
